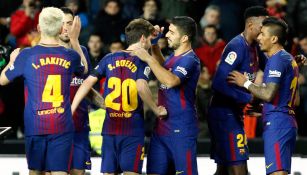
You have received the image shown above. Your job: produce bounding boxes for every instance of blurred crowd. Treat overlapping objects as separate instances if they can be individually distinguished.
[0,0,307,139]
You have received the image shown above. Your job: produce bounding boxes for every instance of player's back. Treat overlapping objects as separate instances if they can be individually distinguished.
[100,51,149,136]
[19,45,81,135]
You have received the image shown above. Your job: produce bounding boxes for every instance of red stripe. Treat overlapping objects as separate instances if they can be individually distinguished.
[229,133,236,161]
[273,93,279,106]
[180,86,186,109]
[274,142,282,170]
[186,150,192,175]
[133,144,142,172]
[67,143,74,171]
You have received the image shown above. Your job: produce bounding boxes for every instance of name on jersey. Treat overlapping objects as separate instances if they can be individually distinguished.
[32,57,71,70]
[268,70,281,77]
[71,77,84,86]
[37,107,65,116]
[109,112,132,118]
[107,60,137,72]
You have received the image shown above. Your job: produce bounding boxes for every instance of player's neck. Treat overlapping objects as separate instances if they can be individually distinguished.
[174,43,192,56]
[267,45,284,57]
[242,31,254,45]
[59,40,71,48]
[39,35,60,46]
[126,42,144,51]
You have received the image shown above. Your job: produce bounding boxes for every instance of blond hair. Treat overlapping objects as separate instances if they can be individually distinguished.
[39,7,64,37]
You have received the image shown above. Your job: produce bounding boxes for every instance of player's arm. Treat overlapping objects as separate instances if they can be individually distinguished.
[228,71,279,102]
[136,79,167,116]
[0,48,21,86]
[69,16,88,74]
[86,88,105,109]
[130,48,180,88]
[72,76,98,114]
[212,45,252,103]
[151,44,166,64]
[150,26,165,64]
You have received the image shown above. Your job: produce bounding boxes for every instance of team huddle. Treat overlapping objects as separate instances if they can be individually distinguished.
[0,5,302,175]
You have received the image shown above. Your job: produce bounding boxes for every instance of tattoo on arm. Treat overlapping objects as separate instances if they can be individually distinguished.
[248,83,279,102]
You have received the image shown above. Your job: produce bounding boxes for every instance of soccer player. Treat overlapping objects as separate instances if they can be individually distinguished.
[208,6,268,175]
[71,18,167,175]
[59,7,96,175]
[130,16,200,175]
[228,17,298,175]
[0,7,86,175]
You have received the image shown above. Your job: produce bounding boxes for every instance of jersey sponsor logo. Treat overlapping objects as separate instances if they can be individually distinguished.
[37,107,65,116]
[109,112,132,118]
[32,57,71,69]
[266,163,273,169]
[107,59,137,72]
[70,77,84,86]
[268,70,281,77]
[144,66,151,78]
[225,51,237,65]
[9,64,14,70]
[175,66,187,76]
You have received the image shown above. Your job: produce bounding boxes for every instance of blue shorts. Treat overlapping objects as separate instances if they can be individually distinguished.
[25,132,74,172]
[146,133,198,175]
[208,107,249,165]
[101,135,144,174]
[263,127,297,175]
[71,131,91,170]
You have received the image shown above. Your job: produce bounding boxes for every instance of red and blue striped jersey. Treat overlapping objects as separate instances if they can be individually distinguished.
[91,51,150,136]
[262,50,298,129]
[5,45,82,136]
[69,46,91,132]
[155,50,200,137]
[211,34,266,113]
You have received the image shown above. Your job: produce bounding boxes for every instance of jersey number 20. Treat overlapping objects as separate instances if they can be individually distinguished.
[105,77,138,111]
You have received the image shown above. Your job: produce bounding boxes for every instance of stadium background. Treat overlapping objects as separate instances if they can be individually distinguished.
[0,0,307,174]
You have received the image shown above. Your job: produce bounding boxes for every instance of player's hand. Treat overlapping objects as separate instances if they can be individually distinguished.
[68,16,81,42]
[155,106,167,118]
[129,48,151,62]
[294,54,307,67]
[227,71,248,87]
[9,48,21,63]
[151,25,164,45]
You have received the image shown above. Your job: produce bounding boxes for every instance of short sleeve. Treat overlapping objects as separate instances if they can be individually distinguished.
[5,50,27,81]
[91,54,108,79]
[70,49,84,75]
[172,55,196,83]
[137,60,150,81]
[265,57,286,84]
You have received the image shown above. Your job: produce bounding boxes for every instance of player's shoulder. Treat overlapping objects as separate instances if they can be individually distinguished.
[182,50,200,64]
[226,34,246,49]
[80,45,88,53]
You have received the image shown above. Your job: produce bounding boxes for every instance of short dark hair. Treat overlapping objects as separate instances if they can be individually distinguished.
[244,6,268,22]
[61,7,74,16]
[170,16,197,42]
[262,17,288,45]
[125,18,154,45]
[204,24,218,33]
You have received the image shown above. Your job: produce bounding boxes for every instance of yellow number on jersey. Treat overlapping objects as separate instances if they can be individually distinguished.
[237,134,247,148]
[105,77,138,111]
[42,75,63,107]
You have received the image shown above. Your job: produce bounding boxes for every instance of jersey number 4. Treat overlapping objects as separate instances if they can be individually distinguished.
[42,75,64,107]
[105,77,138,111]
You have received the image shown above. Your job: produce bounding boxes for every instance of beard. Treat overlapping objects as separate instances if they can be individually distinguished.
[59,34,70,43]
[168,39,180,50]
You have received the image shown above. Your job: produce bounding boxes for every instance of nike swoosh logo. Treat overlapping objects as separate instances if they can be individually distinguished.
[85,161,91,165]
[266,163,273,169]
[176,171,184,174]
